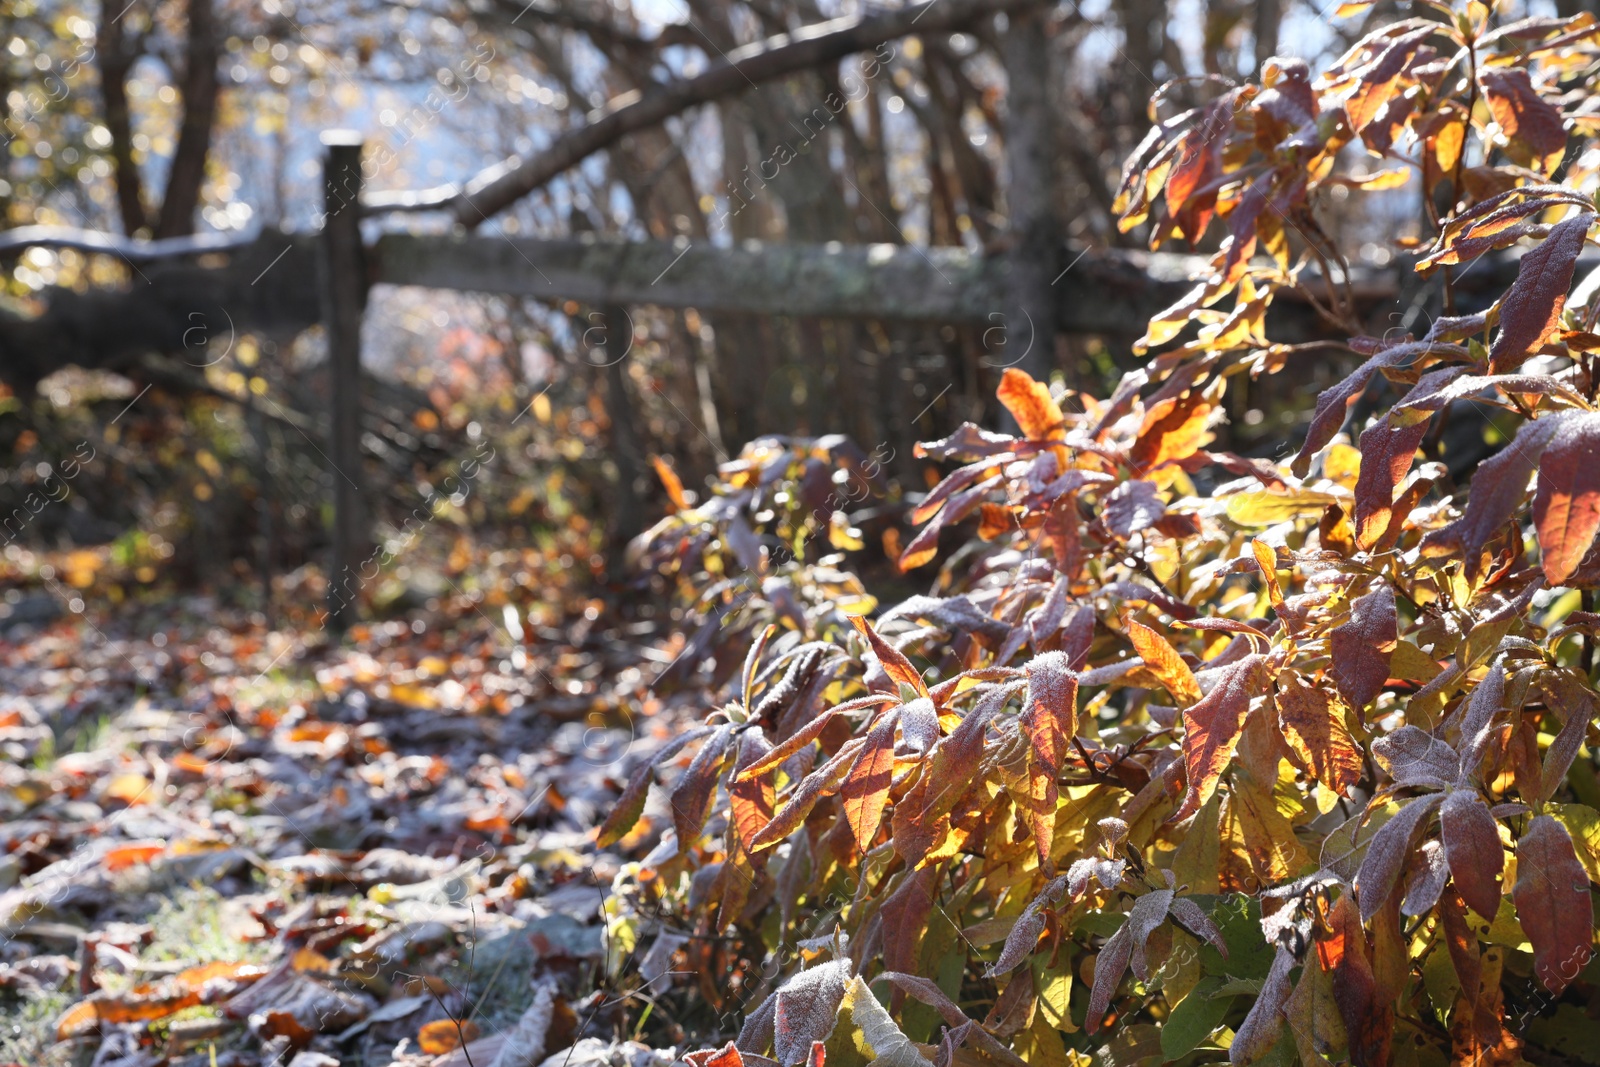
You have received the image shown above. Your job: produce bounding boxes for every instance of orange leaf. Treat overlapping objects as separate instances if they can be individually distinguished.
[1275,672,1360,797]
[1126,618,1201,705]
[841,714,897,850]
[104,842,166,872]
[651,455,688,510]
[419,1019,480,1055]
[996,368,1065,443]
[847,615,927,697]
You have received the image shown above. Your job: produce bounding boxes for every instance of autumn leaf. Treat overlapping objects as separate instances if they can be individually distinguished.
[1534,415,1600,584]
[1328,584,1397,712]
[1439,790,1505,919]
[651,455,689,510]
[1356,794,1444,922]
[996,368,1065,442]
[848,615,928,697]
[1126,617,1201,705]
[1489,213,1592,373]
[1514,815,1595,994]
[1478,68,1568,171]
[1173,653,1268,823]
[671,724,735,849]
[773,961,851,1066]
[1276,671,1360,797]
[841,713,898,851]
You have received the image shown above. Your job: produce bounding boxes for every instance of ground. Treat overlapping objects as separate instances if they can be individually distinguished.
[0,545,692,1067]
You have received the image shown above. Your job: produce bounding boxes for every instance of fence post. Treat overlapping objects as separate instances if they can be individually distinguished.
[319,131,367,632]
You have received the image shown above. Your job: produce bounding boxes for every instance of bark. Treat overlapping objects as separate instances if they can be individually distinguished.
[999,6,1061,384]
[97,0,149,236]
[154,0,221,238]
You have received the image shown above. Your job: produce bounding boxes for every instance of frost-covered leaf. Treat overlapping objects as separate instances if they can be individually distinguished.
[1440,790,1505,919]
[842,976,934,1067]
[1514,815,1595,995]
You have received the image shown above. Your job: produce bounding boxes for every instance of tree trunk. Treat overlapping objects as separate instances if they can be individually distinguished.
[97,2,149,237]
[154,0,220,239]
[999,7,1061,386]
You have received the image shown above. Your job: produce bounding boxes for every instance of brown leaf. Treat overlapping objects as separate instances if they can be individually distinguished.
[1126,618,1201,705]
[1478,68,1568,170]
[1276,672,1361,797]
[730,729,778,851]
[996,368,1065,443]
[1439,790,1505,919]
[671,724,736,850]
[1173,653,1268,822]
[1534,415,1600,583]
[1329,584,1397,712]
[597,725,714,847]
[1489,213,1592,373]
[987,875,1069,976]
[1318,893,1389,1067]
[1513,815,1595,994]
[1292,344,1415,478]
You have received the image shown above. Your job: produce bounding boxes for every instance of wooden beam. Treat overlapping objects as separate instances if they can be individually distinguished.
[0,226,1555,392]
[319,133,369,632]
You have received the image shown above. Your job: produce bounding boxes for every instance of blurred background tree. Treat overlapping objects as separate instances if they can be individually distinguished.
[0,0,1489,614]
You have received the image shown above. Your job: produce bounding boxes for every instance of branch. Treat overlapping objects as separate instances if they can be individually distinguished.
[362,0,1050,226]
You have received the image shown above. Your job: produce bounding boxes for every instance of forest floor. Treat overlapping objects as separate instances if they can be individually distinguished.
[0,543,694,1067]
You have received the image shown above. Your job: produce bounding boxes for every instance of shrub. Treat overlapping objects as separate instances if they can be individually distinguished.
[605,4,1600,1064]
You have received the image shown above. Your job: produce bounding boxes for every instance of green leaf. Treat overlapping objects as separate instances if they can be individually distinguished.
[1160,975,1234,1061]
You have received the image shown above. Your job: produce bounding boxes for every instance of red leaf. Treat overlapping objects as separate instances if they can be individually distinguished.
[1478,68,1569,169]
[1489,213,1592,373]
[1514,815,1595,994]
[1329,585,1397,712]
[1173,653,1268,822]
[1535,415,1600,584]
[1439,790,1505,919]
[1353,368,1463,548]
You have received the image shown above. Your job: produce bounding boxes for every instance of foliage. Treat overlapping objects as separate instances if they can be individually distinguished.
[601,4,1600,1064]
